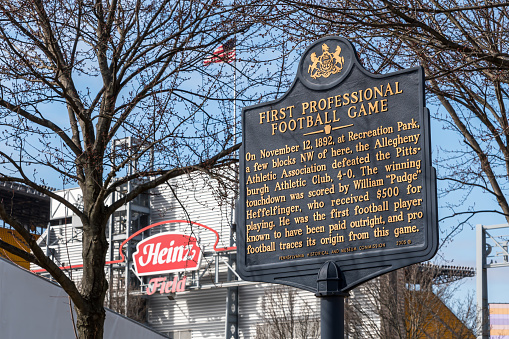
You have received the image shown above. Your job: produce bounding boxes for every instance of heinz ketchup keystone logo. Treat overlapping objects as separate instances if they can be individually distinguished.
[133,232,202,276]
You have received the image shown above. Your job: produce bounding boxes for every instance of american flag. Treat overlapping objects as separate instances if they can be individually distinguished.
[203,38,236,66]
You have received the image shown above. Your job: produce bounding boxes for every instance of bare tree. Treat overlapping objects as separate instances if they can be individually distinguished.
[274,0,509,242]
[0,1,288,337]
[255,285,320,339]
[108,282,146,323]
[345,265,478,339]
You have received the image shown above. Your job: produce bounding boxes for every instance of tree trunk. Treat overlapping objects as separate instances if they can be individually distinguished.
[76,207,109,339]
[76,306,106,339]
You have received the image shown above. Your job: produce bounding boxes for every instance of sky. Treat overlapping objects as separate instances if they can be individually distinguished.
[430,114,509,305]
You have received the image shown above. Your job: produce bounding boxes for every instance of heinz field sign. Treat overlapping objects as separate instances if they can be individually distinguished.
[133,232,201,276]
[237,36,438,292]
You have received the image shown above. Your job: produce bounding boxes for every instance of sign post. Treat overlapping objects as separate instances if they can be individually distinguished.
[316,261,348,338]
[237,36,438,336]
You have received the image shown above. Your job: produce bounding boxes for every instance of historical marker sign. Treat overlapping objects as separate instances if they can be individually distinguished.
[237,36,438,293]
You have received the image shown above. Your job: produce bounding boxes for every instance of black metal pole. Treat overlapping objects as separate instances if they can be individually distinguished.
[320,295,345,339]
[316,261,348,339]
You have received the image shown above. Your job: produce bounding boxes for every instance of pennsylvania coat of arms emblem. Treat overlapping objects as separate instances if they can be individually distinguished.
[308,43,345,79]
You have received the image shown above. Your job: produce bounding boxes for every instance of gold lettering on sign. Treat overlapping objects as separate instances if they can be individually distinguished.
[245,74,427,263]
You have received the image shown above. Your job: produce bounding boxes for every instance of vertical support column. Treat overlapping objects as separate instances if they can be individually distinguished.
[215,253,220,284]
[46,222,51,257]
[124,204,131,315]
[227,223,236,282]
[225,286,239,339]
[46,222,51,281]
[108,193,114,309]
[125,137,133,316]
[316,261,348,339]
[321,296,345,339]
[476,224,489,339]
